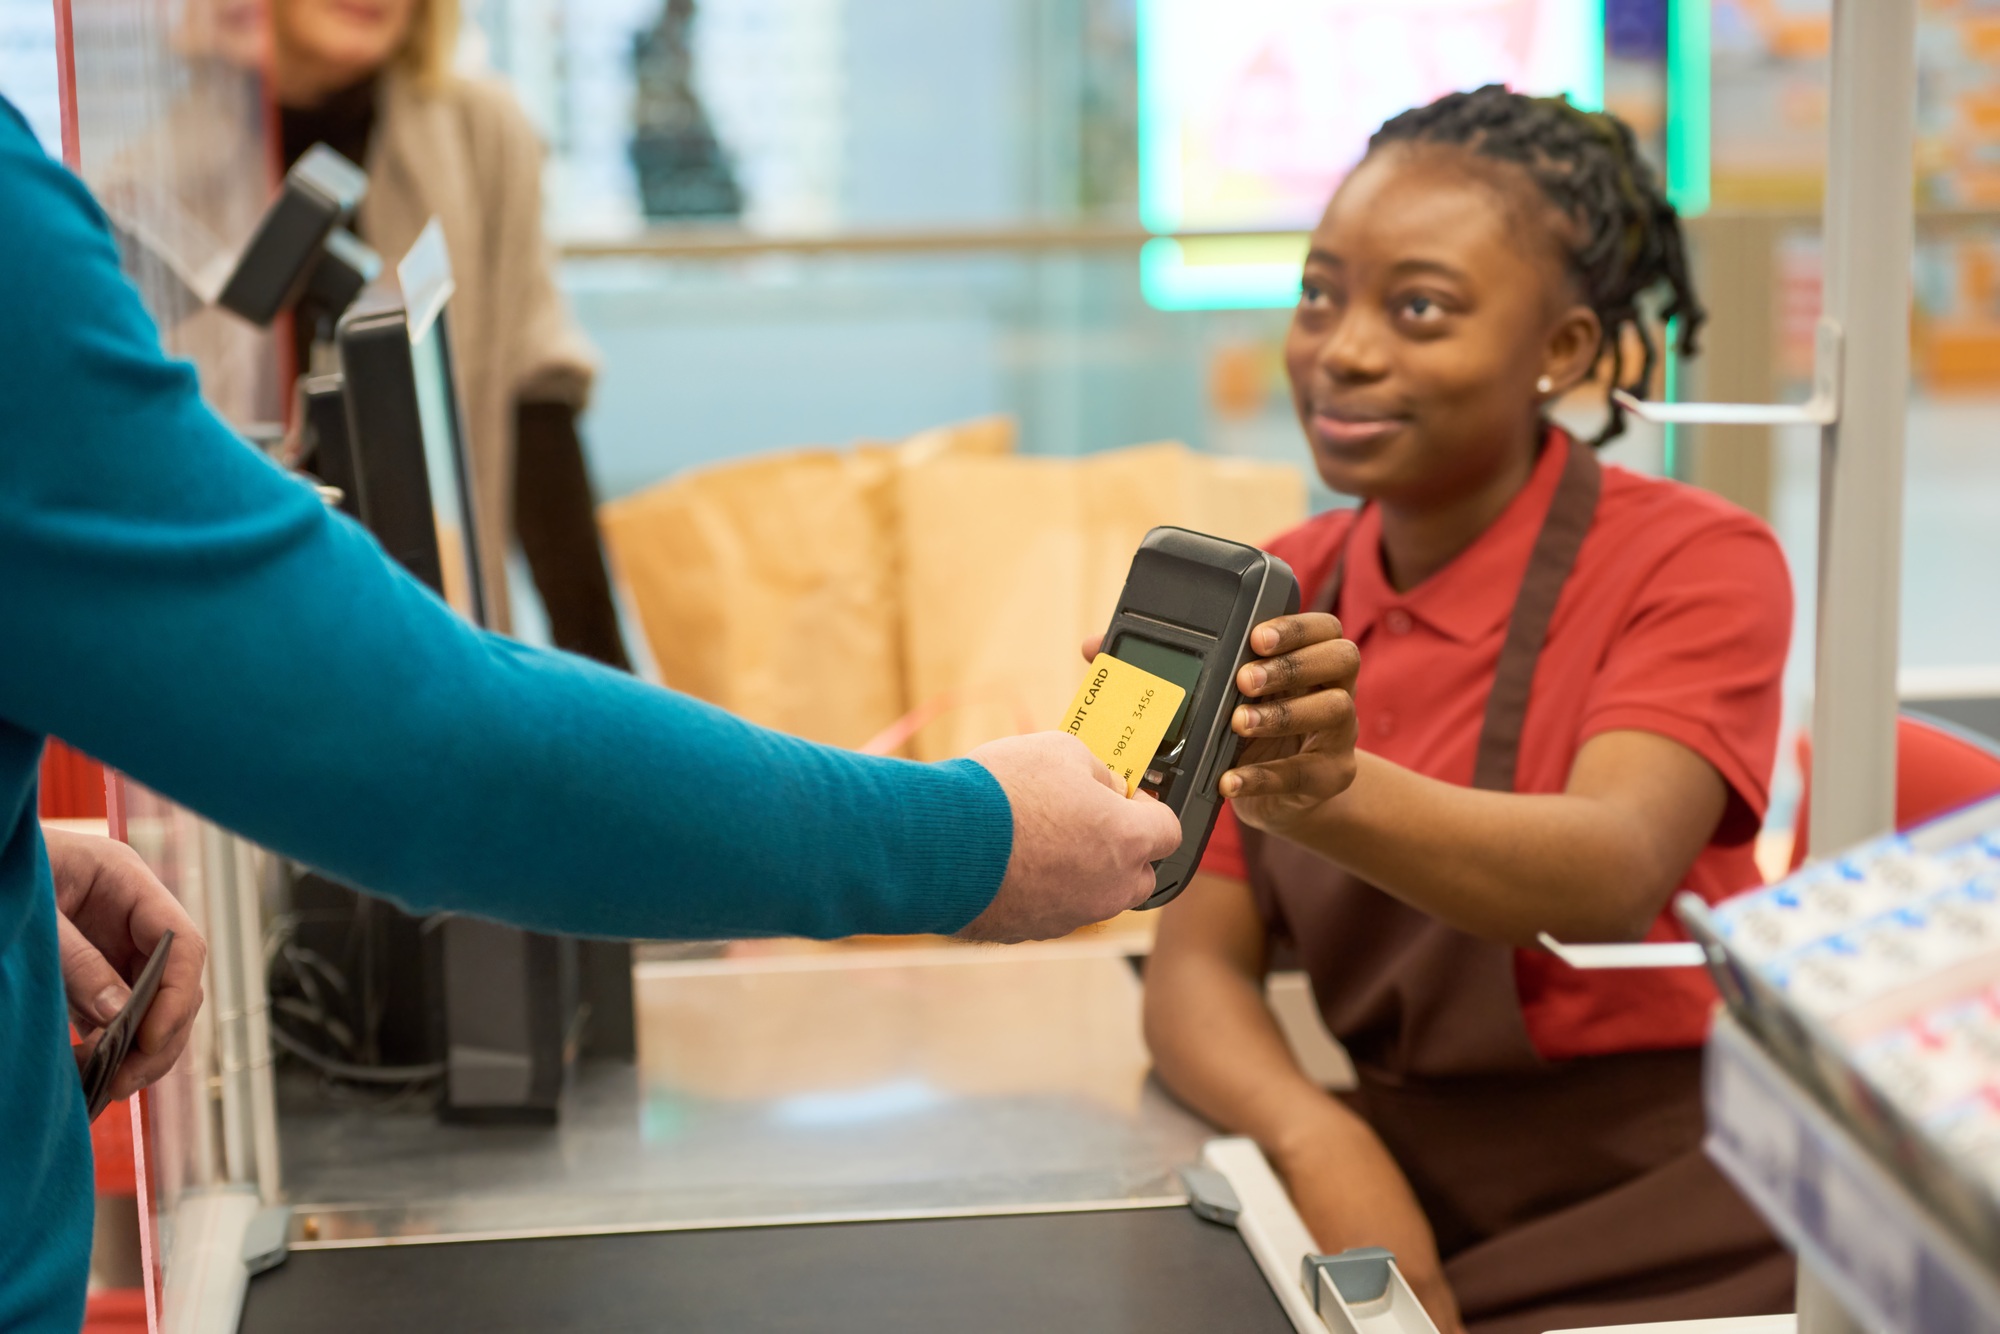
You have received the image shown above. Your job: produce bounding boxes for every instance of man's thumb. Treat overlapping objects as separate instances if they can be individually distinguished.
[1131,792,1183,860]
[57,914,128,1028]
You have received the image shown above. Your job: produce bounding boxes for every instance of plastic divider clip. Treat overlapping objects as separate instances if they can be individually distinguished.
[1302,1247,1440,1334]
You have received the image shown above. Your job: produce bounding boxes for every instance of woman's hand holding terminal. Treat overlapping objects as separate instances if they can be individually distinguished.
[1082,614,1360,835]
[1220,613,1360,831]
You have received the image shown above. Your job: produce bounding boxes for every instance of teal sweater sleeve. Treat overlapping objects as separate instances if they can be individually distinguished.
[0,103,1013,941]
[0,98,1010,1334]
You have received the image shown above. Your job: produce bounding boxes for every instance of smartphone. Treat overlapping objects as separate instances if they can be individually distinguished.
[79,929,176,1121]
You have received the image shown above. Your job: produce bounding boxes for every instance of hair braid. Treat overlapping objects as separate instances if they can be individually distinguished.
[1367,84,1704,445]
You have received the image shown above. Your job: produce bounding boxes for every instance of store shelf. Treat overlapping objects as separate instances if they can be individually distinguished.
[1704,1015,2000,1334]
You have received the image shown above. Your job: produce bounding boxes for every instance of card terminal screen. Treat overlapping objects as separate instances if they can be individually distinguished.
[1110,634,1204,750]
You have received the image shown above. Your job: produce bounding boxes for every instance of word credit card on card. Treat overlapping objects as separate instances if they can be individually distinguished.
[1059,653,1187,796]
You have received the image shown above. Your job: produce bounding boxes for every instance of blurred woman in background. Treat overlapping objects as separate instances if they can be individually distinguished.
[273,0,632,668]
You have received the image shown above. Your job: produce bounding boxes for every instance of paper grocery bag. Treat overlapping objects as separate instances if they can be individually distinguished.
[899,414,1015,464]
[897,443,1307,761]
[599,417,1015,750]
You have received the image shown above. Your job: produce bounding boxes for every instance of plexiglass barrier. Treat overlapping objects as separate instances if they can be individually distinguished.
[68,0,282,427]
[56,1,285,1325]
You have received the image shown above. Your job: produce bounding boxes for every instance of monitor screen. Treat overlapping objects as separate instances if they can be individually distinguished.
[335,220,487,627]
[407,310,483,624]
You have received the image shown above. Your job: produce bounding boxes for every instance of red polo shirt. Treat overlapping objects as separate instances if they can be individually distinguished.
[1201,429,1793,1060]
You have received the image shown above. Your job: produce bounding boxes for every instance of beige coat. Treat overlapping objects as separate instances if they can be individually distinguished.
[360,69,597,631]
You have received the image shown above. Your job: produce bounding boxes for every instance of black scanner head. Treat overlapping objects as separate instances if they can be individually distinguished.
[217,144,378,329]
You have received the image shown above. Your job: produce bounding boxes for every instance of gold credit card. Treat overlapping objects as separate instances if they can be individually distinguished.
[1059,653,1188,796]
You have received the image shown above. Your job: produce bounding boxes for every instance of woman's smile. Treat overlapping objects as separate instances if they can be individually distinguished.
[327,0,395,24]
[1310,405,1408,454]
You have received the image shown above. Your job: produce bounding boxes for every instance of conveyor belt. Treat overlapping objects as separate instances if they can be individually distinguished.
[240,1205,1293,1333]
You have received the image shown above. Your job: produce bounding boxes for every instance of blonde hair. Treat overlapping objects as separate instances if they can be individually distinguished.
[397,0,461,88]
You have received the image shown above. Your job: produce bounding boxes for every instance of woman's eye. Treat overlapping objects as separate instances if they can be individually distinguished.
[1400,293,1441,320]
[1299,281,1328,308]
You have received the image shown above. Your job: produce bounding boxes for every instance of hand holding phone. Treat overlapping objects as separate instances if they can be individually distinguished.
[47,826,207,1119]
[78,931,176,1121]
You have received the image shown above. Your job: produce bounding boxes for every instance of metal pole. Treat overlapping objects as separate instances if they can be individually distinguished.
[201,823,250,1185]
[1802,1,1916,1329]
[233,840,283,1203]
[1806,0,1916,860]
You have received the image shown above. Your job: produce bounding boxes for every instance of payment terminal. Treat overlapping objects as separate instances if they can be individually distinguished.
[1100,528,1298,908]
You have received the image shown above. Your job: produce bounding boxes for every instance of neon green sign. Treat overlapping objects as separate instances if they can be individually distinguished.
[1138,0,1607,311]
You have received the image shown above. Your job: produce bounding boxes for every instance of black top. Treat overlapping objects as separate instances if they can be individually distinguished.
[280,78,379,375]
[280,76,380,179]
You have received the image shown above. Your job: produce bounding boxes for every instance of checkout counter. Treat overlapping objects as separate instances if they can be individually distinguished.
[79,2,2000,1331]
[237,939,1297,1333]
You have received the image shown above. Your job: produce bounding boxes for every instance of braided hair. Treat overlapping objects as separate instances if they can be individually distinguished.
[1367,84,1703,445]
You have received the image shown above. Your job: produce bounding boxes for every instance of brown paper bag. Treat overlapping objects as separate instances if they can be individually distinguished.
[896,443,1307,760]
[599,417,1015,749]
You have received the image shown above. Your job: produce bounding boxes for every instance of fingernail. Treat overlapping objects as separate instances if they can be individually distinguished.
[1245,666,1266,691]
[1220,773,1239,797]
[92,986,127,1025]
[1237,706,1261,731]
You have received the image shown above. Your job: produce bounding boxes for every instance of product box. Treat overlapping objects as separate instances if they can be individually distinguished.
[1682,795,2000,1255]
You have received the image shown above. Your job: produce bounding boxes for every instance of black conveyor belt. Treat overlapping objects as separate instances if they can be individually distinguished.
[241,1205,1293,1332]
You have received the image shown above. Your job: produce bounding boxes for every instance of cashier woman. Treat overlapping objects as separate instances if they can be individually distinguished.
[1139,88,1795,1334]
[0,98,1216,1329]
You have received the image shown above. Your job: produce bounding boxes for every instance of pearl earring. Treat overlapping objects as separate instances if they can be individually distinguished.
[1536,375,1554,394]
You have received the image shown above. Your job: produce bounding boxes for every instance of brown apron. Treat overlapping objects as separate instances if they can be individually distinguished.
[1240,440,1793,1334]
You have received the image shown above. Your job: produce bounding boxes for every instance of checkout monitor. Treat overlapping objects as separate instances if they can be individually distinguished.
[318,222,579,1121]
[333,219,487,627]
